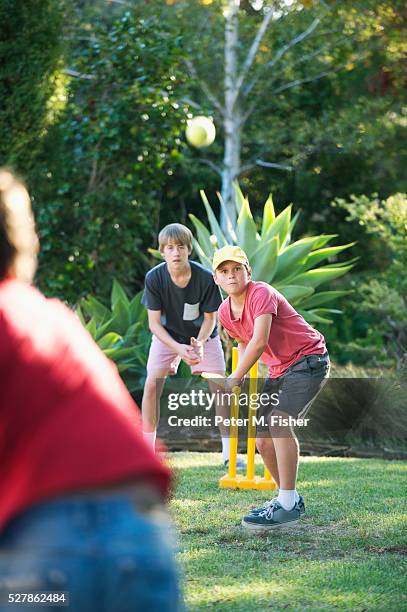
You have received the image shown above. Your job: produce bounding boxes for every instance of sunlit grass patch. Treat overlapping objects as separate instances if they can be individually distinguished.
[170,452,407,611]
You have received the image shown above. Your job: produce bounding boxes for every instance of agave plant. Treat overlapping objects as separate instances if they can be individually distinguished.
[189,183,357,325]
[76,280,151,395]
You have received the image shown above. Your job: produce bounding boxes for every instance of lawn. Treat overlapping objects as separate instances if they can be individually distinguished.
[169,452,407,611]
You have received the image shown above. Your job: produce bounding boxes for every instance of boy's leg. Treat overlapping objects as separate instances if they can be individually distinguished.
[191,337,237,465]
[254,377,280,486]
[207,377,239,465]
[255,436,280,488]
[142,336,181,450]
[242,354,330,529]
[142,370,168,445]
[251,434,307,518]
[242,417,302,530]
[269,353,329,506]
[252,418,299,512]
[269,411,299,511]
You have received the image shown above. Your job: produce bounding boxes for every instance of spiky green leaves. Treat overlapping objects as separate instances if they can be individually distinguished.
[188,183,355,322]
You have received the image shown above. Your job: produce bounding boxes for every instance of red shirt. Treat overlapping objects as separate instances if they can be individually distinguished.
[219,281,326,378]
[0,278,171,531]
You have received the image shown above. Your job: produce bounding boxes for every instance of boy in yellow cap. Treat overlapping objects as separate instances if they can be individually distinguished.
[213,245,330,531]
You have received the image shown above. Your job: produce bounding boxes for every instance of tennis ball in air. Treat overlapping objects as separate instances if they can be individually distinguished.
[185,116,216,148]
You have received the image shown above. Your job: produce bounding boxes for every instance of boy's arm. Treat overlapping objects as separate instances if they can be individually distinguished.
[237,339,246,363]
[147,310,178,351]
[147,310,199,365]
[196,312,217,343]
[191,311,217,362]
[229,314,272,382]
[193,276,222,351]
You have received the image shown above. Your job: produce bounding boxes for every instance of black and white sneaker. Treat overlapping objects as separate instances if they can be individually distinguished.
[249,495,305,516]
[242,500,301,532]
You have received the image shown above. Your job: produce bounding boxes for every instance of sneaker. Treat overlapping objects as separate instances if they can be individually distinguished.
[224,457,246,471]
[242,501,300,532]
[250,495,305,516]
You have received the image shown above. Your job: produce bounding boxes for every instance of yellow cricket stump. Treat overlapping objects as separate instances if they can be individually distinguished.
[219,347,277,491]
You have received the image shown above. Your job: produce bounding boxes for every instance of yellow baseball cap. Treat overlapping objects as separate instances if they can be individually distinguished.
[212,245,249,271]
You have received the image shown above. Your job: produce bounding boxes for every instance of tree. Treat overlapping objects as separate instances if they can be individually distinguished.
[162,0,405,230]
[0,0,66,173]
[32,10,188,302]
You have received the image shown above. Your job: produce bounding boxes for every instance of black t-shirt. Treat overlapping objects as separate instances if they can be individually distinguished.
[141,261,222,343]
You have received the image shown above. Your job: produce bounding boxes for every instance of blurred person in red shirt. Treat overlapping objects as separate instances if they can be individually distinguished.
[0,169,183,611]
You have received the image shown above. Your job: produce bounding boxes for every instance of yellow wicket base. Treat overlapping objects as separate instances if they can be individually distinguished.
[219,474,278,490]
[218,347,278,491]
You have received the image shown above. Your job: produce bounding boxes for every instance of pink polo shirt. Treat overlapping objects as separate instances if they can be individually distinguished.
[218,281,326,378]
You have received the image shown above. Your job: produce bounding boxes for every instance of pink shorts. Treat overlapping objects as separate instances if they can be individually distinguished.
[147,335,225,375]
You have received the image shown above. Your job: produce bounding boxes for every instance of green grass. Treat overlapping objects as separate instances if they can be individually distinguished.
[169,452,407,611]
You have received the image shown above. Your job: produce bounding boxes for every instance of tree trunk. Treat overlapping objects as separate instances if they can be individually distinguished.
[221,0,241,232]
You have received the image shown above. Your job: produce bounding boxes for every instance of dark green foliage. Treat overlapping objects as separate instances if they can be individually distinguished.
[78,278,192,396]
[2,0,405,378]
[32,11,187,302]
[77,279,151,395]
[323,193,407,369]
[0,0,66,173]
[188,184,355,324]
[163,1,407,241]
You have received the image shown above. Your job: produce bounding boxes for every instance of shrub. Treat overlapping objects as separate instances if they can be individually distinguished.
[77,280,150,395]
[188,183,356,325]
[327,193,407,369]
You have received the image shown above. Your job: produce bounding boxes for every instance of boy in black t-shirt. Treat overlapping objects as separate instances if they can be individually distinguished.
[142,223,238,465]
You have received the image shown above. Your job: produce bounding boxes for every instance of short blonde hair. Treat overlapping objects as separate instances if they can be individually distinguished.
[158,223,193,252]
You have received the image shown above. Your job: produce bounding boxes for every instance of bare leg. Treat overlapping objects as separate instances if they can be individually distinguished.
[141,369,168,433]
[207,373,235,463]
[207,373,228,438]
[256,436,280,488]
[269,410,299,490]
